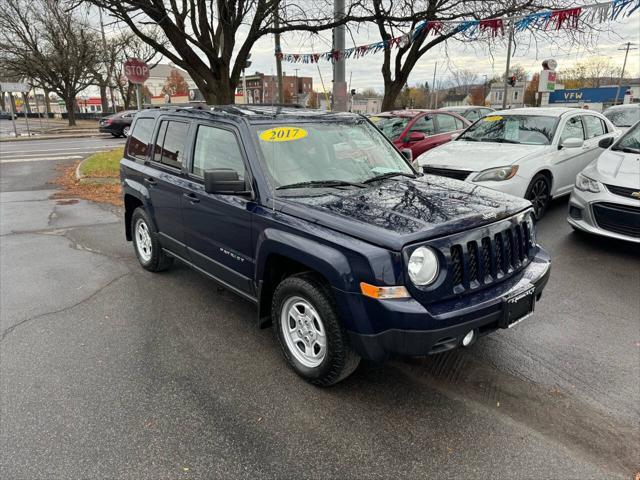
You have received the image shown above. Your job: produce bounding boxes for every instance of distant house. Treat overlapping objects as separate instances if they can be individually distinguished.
[350,97,382,114]
[487,81,528,109]
[146,64,196,97]
[442,92,470,107]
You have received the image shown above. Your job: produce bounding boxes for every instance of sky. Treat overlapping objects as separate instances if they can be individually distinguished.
[244,14,640,94]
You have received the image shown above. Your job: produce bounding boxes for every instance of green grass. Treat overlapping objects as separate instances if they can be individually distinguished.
[80,147,124,177]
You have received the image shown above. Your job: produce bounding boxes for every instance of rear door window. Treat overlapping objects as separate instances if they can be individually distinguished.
[582,115,606,139]
[126,117,154,161]
[435,113,458,133]
[153,120,189,169]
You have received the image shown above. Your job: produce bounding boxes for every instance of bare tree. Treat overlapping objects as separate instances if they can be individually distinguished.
[451,69,479,94]
[81,0,369,104]
[0,0,100,126]
[560,57,622,88]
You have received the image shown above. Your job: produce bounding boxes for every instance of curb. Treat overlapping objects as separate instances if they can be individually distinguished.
[74,151,120,185]
[0,132,109,143]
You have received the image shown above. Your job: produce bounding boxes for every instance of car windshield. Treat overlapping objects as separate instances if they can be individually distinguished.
[603,107,640,127]
[612,121,640,153]
[372,116,410,140]
[252,120,414,192]
[458,114,558,145]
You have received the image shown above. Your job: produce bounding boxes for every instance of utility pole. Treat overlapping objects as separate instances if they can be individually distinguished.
[431,61,438,108]
[273,1,284,103]
[502,22,514,110]
[99,8,117,113]
[483,74,488,106]
[332,0,347,111]
[615,42,637,105]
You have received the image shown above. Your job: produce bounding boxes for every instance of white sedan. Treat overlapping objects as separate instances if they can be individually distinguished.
[416,107,620,217]
[568,121,640,243]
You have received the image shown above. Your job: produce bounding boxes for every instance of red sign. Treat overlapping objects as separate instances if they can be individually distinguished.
[123,58,150,84]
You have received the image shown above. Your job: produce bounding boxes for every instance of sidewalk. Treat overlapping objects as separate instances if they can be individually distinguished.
[0,119,105,142]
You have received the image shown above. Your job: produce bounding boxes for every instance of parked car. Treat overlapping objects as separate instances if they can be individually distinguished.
[99,110,137,137]
[416,108,619,218]
[602,104,640,133]
[120,105,550,386]
[439,105,495,122]
[567,120,640,242]
[368,109,471,159]
[0,110,17,120]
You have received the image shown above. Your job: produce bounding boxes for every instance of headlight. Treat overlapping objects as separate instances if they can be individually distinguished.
[524,211,537,246]
[473,165,519,182]
[408,247,439,286]
[575,173,601,193]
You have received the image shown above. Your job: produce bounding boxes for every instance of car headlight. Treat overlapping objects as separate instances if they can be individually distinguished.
[408,246,439,286]
[473,165,519,182]
[524,211,537,247]
[575,173,601,193]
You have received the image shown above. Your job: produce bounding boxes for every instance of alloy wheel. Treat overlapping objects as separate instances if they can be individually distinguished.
[280,296,327,368]
[528,178,549,218]
[134,218,152,262]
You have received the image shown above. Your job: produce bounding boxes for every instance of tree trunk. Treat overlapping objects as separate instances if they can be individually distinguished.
[22,92,32,113]
[99,83,109,113]
[65,98,76,126]
[0,91,5,111]
[43,88,51,116]
[381,80,406,111]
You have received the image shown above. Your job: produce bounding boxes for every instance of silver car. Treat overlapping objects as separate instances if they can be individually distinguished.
[602,104,640,133]
[568,121,640,243]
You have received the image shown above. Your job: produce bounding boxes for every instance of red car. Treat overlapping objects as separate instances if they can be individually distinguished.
[369,109,471,158]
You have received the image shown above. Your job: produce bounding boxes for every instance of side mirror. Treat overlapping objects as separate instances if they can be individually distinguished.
[559,137,584,149]
[204,169,247,194]
[401,148,413,161]
[408,131,426,142]
[598,136,614,149]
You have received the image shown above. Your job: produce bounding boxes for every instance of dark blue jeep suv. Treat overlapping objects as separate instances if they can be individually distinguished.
[120,105,551,386]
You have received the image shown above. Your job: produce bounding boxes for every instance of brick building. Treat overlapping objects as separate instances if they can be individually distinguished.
[241,72,313,104]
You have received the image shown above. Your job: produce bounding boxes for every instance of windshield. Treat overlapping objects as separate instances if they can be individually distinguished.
[603,107,640,127]
[372,116,410,140]
[252,120,414,191]
[458,114,558,145]
[612,121,640,153]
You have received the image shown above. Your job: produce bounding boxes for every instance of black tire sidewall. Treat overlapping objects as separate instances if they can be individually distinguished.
[526,174,551,219]
[273,276,351,384]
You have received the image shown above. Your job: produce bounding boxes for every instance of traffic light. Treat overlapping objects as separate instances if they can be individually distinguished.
[244,53,252,70]
[508,75,517,87]
[350,89,356,96]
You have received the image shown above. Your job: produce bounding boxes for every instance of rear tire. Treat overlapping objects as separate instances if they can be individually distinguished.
[525,173,551,219]
[273,274,360,386]
[131,207,173,272]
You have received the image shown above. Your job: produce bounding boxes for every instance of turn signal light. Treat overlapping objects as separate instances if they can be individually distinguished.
[360,282,410,299]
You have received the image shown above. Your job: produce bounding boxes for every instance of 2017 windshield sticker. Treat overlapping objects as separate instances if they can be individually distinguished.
[259,127,308,142]
[484,115,503,122]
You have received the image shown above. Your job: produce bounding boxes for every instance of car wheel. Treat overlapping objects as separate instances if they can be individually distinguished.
[273,274,360,387]
[131,207,173,272]
[122,126,130,137]
[525,173,551,219]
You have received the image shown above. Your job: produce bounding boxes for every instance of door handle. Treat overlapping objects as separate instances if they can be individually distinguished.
[145,177,157,185]
[183,192,200,203]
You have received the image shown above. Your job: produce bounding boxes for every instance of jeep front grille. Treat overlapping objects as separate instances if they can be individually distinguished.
[449,219,533,291]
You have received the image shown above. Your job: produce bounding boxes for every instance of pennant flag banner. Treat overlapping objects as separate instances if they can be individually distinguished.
[278,0,640,63]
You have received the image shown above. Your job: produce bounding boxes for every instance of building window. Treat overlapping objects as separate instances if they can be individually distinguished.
[513,91,519,101]
[494,91,503,102]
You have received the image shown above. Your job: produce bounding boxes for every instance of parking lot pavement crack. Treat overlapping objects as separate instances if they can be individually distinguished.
[0,272,131,343]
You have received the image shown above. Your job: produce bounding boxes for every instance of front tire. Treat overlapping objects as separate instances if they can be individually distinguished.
[131,207,173,272]
[525,173,551,219]
[273,274,360,386]
[122,125,130,137]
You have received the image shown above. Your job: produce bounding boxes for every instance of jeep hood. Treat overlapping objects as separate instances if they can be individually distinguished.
[276,176,531,251]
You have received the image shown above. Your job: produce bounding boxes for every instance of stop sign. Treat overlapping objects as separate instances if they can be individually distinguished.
[123,58,150,84]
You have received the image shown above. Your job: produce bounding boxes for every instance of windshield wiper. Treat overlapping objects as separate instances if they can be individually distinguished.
[276,180,365,190]
[482,138,521,144]
[458,136,478,141]
[362,171,416,184]
[618,147,640,154]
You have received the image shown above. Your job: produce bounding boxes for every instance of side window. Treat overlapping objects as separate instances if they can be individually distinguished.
[125,117,154,161]
[435,114,458,133]
[192,125,246,179]
[454,117,466,129]
[410,116,435,135]
[465,110,480,122]
[560,116,585,143]
[583,115,605,139]
[153,120,189,169]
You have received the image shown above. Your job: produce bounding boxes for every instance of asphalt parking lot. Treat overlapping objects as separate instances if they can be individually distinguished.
[1,142,638,479]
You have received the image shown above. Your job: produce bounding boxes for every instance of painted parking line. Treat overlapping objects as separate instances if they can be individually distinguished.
[0,155,84,163]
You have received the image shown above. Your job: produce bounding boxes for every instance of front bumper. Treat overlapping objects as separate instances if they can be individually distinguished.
[344,247,551,361]
[567,187,640,244]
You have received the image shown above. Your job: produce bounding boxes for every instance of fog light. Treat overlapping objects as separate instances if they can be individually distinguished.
[462,330,475,347]
[569,206,582,220]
